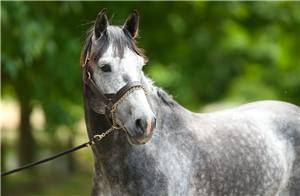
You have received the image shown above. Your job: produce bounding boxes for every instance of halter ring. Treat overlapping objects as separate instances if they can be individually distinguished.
[110,104,117,112]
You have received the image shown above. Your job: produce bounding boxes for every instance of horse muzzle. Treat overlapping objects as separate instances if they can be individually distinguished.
[125,115,156,146]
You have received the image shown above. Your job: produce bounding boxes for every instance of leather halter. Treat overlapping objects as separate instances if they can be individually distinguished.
[81,51,145,126]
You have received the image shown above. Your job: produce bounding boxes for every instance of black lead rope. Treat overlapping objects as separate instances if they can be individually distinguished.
[1,136,101,177]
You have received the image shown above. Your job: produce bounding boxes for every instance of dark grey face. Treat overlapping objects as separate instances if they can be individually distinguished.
[86,9,156,146]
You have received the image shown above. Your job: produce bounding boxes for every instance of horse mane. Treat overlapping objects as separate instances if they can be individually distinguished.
[80,25,147,67]
[157,88,175,108]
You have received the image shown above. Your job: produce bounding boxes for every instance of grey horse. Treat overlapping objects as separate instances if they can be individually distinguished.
[80,9,300,196]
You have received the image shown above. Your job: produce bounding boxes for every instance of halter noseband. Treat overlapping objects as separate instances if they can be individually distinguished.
[81,51,147,128]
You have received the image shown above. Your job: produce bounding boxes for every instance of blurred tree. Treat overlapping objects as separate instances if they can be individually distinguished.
[132,1,299,109]
[1,1,84,167]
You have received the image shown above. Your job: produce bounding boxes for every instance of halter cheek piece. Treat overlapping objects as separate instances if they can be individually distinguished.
[81,51,147,129]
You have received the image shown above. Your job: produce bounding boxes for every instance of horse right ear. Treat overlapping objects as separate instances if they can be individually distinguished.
[94,8,108,39]
[123,10,139,38]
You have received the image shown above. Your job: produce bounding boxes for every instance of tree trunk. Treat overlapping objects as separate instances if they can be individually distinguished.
[17,87,35,167]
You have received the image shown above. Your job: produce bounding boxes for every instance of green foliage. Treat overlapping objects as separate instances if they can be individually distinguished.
[137,1,299,109]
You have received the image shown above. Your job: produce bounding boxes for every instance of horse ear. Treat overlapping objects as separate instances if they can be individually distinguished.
[123,10,139,38]
[94,8,108,39]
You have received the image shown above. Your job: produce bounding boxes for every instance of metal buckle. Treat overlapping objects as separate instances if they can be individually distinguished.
[84,72,91,85]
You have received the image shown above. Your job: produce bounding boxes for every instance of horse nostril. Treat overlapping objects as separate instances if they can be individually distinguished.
[135,119,145,134]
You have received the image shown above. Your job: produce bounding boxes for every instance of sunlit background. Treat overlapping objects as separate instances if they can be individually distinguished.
[1,1,299,195]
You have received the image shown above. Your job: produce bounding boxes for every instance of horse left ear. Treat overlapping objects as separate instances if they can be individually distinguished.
[94,8,108,39]
[123,10,139,38]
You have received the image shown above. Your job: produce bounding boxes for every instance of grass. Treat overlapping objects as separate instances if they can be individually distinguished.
[2,171,93,196]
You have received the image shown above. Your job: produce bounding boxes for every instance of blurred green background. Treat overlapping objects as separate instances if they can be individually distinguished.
[1,1,299,195]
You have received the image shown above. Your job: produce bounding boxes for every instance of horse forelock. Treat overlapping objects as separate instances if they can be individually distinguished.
[80,25,147,68]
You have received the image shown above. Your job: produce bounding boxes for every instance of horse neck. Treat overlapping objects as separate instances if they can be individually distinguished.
[141,75,197,136]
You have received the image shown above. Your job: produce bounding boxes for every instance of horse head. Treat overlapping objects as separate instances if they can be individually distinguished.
[81,9,156,146]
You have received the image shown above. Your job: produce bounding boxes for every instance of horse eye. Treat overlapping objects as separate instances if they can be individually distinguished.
[101,64,111,72]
